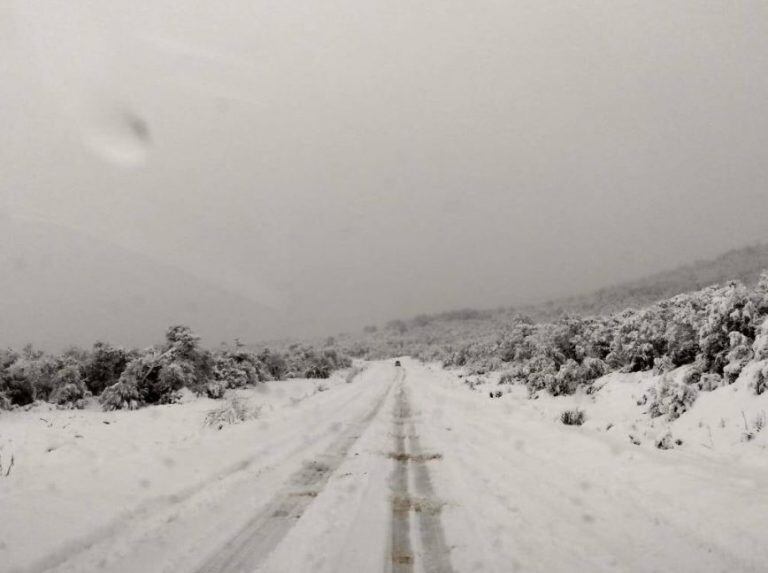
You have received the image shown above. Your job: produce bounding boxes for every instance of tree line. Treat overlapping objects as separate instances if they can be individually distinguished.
[0,326,352,411]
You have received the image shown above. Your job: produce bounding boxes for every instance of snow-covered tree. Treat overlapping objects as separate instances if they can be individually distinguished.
[723,332,754,384]
[697,282,756,374]
[84,342,129,395]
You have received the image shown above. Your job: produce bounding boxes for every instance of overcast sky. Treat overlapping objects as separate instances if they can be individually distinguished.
[2,1,768,339]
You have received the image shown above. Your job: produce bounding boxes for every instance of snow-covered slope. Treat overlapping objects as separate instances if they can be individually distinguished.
[410,360,768,573]
[0,367,369,572]
[0,215,280,349]
[541,243,768,318]
[464,363,768,462]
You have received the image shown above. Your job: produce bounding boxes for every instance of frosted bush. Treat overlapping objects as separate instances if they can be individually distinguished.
[698,373,724,392]
[655,432,681,450]
[652,356,675,375]
[50,383,90,408]
[211,349,262,389]
[100,379,142,411]
[581,357,609,380]
[752,318,768,360]
[204,397,261,429]
[204,380,227,399]
[550,359,582,396]
[697,282,756,374]
[748,361,768,396]
[84,342,129,395]
[498,371,519,385]
[524,356,558,394]
[723,332,754,384]
[3,357,56,405]
[560,408,586,425]
[48,363,90,408]
[646,375,699,421]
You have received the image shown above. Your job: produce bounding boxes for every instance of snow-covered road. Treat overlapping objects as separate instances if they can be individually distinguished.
[4,359,768,572]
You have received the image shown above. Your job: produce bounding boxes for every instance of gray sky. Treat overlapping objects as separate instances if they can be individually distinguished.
[2,1,768,342]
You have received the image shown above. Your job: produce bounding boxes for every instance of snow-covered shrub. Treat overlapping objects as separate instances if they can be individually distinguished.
[652,356,675,375]
[84,342,129,395]
[581,356,609,380]
[346,341,370,358]
[100,354,170,410]
[584,317,616,361]
[698,372,724,392]
[560,408,585,426]
[211,357,248,390]
[3,350,61,404]
[646,375,699,421]
[741,411,766,441]
[679,361,705,387]
[662,294,702,367]
[162,325,214,393]
[204,397,261,429]
[0,391,11,410]
[256,349,287,380]
[211,349,262,390]
[499,322,535,362]
[550,359,582,396]
[608,308,667,372]
[697,282,756,374]
[752,317,768,361]
[51,384,91,408]
[723,332,754,384]
[752,272,768,316]
[48,363,90,408]
[748,361,768,396]
[305,362,332,379]
[447,346,471,368]
[203,380,227,399]
[122,353,183,405]
[655,432,681,450]
[286,347,352,379]
[1,363,36,406]
[100,326,214,409]
[498,371,519,385]
[522,355,559,394]
[100,379,142,411]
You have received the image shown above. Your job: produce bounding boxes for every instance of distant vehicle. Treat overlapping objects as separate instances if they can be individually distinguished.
[394,360,401,367]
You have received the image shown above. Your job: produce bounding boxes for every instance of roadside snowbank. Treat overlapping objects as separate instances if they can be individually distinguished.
[457,362,768,466]
[408,358,768,573]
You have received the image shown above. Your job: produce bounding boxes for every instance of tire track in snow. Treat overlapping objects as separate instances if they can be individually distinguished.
[407,420,454,573]
[194,378,394,573]
[390,373,414,572]
[388,369,454,573]
[15,380,376,573]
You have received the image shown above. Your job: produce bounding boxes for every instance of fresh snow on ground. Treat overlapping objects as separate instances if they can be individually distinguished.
[0,368,363,572]
[467,363,768,463]
[1,359,767,572]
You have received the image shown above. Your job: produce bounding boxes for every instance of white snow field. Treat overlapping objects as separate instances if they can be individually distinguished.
[1,359,768,573]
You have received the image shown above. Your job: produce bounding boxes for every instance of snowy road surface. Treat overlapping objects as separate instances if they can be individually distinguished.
[3,359,768,572]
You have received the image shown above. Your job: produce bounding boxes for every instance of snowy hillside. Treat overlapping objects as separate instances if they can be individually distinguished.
[0,215,280,350]
[546,243,768,318]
